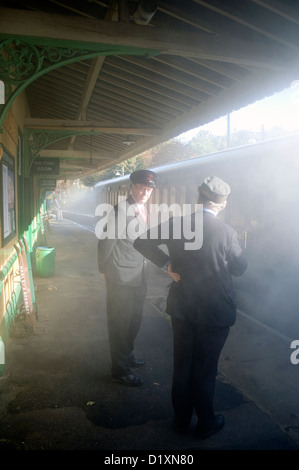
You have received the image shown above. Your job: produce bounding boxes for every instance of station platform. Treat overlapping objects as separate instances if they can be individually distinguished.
[0,218,298,457]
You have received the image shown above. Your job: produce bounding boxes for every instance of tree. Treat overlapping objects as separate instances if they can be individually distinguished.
[81,125,290,187]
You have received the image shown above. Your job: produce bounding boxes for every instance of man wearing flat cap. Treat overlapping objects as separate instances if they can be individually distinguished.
[98,169,157,387]
[134,175,247,437]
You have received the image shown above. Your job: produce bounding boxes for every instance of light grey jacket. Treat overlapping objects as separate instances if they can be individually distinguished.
[97,195,148,286]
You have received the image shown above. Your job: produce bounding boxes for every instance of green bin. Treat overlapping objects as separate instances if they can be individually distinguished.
[35,246,55,277]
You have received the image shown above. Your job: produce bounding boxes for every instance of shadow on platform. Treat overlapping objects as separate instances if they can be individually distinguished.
[0,219,297,454]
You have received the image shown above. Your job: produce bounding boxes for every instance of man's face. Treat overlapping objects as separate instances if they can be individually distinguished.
[131,184,153,204]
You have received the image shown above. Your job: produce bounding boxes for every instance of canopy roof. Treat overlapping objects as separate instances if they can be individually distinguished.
[1,1,299,179]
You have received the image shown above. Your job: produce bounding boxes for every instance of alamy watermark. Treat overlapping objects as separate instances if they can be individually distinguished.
[95,199,203,250]
[290,340,299,365]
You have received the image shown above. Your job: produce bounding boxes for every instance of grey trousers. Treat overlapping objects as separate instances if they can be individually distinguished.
[106,281,147,377]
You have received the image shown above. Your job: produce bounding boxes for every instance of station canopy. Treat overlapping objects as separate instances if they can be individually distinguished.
[1,0,299,179]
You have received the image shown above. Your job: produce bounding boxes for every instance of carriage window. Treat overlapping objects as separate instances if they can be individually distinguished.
[153,187,159,205]
[226,184,247,230]
[162,188,168,205]
[178,186,186,208]
[170,187,176,204]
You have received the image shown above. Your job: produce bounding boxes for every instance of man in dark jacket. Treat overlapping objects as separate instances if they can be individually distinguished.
[97,169,157,387]
[134,176,247,437]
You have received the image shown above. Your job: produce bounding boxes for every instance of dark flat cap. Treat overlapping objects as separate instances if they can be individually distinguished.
[198,176,231,203]
[130,169,157,188]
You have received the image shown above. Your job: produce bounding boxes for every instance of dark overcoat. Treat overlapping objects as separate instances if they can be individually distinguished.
[134,210,247,327]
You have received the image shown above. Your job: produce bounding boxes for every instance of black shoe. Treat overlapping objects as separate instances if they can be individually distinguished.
[112,374,144,387]
[129,358,145,368]
[196,415,225,439]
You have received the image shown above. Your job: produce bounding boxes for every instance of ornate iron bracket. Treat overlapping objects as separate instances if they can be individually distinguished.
[0,37,159,131]
[24,128,103,177]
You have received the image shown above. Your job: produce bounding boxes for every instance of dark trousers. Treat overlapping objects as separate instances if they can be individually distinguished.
[106,282,147,378]
[171,317,229,429]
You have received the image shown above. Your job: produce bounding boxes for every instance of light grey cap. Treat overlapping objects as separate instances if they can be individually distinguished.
[198,176,231,203]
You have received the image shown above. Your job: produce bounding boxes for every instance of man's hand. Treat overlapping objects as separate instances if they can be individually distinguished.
[167,264,181,282]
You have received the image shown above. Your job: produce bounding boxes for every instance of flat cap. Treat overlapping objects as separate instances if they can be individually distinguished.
[198,176,231,203]
[130,169,157,188]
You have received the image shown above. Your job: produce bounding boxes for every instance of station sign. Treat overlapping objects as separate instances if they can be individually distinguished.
[38,178,57,191]
[31,158,60,175]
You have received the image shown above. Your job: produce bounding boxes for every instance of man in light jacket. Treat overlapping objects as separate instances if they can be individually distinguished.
[98,169,157,387]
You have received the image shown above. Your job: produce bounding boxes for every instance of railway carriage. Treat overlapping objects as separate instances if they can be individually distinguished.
[94,134,299,338]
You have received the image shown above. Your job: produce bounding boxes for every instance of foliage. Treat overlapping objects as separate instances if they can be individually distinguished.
[81,126,288,187]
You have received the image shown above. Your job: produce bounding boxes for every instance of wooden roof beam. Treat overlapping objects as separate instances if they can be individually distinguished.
[193,0,299,49]
[252,0,299,25]
[39,149,111,160]
[0,7,291,69]
[77,57,105,121]
[24,119,160,135]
